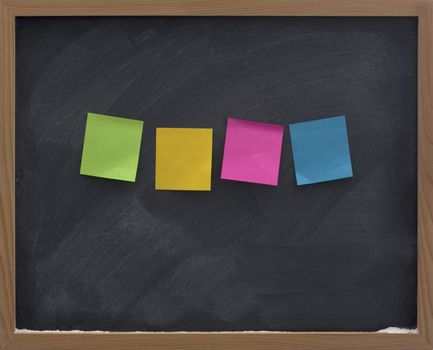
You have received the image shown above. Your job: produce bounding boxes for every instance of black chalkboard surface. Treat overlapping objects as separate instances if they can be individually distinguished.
[15,17,417,332]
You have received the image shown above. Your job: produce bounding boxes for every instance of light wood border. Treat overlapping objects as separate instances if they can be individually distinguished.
[1,0,432,349]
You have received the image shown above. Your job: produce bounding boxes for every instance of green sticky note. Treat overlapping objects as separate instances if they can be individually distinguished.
[80,113,143,182]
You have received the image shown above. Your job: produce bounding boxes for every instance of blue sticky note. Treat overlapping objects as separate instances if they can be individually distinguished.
[289,115,353,185]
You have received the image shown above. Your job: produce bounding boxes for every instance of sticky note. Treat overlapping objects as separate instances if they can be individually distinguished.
[80,113,143,182]
[221,117,284,186]
[289,115,353,186]
[155,128,213,191]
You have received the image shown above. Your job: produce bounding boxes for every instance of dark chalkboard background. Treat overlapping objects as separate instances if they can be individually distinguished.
[15,17,417,331]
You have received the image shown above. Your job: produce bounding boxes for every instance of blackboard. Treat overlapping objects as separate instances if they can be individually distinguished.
[15,16,417,332]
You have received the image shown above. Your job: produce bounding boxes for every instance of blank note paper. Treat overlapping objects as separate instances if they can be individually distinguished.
[155,128,213,191]
[221,117,284,186]
[289,115,353,186]
[80,113,143,182]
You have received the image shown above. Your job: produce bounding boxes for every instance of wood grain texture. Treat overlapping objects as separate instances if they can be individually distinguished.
[0,0,15,349]
[1,0,433,349]
[418,1,433,348]
[5,332,433,350]
[0,0,428,16]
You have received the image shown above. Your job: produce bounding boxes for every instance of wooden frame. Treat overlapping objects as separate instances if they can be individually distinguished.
[1,0,432,349]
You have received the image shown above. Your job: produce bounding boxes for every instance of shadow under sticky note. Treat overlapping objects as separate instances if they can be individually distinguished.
[289,115,353,186]
[155,128,213,191]
[80,113,143,182]
[221,117,284,186]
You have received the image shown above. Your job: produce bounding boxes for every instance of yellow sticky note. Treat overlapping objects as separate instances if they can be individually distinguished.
[155,128,213,191]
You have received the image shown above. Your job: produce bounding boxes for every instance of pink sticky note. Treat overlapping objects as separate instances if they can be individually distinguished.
[221,117,284,186]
